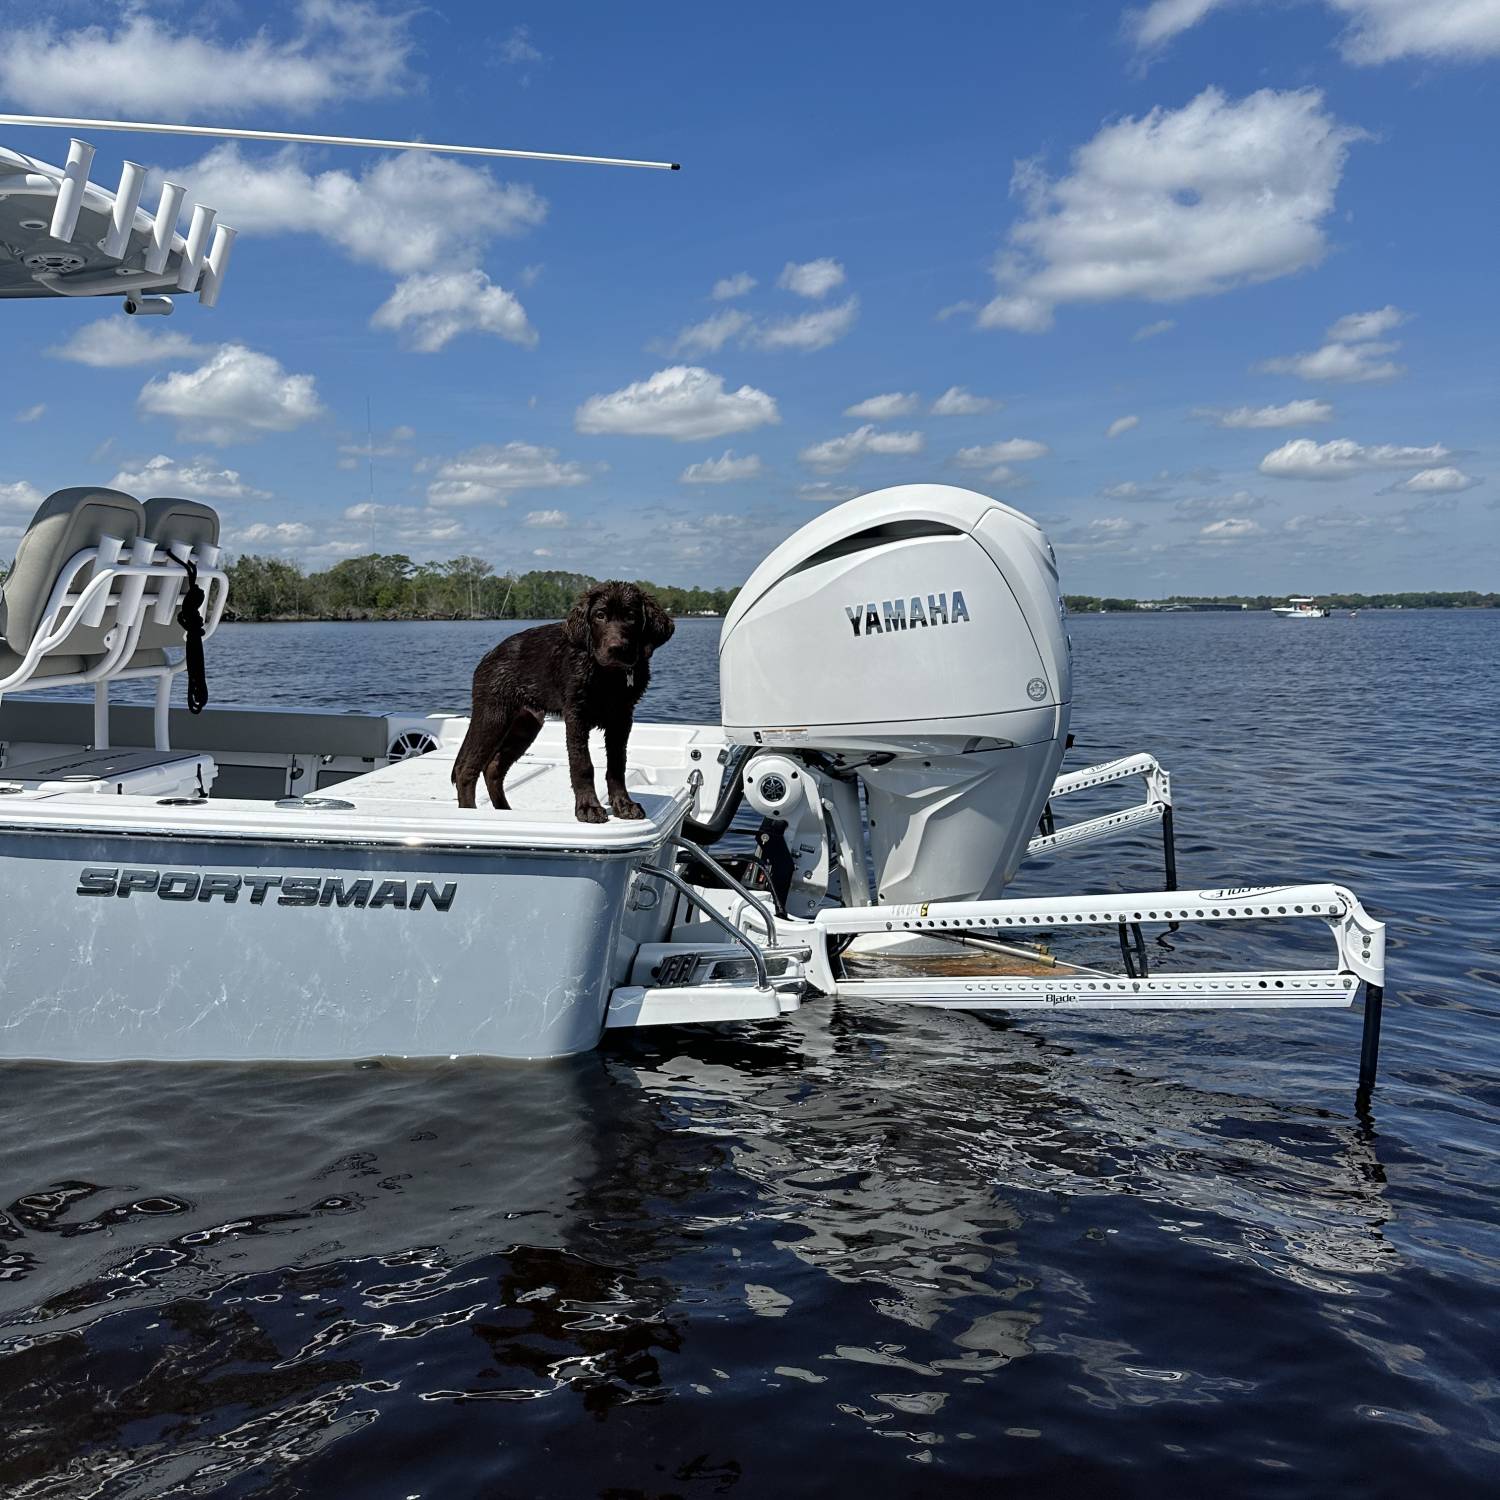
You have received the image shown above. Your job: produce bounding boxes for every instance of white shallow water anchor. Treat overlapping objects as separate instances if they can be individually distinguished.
[0,121,1385,1091]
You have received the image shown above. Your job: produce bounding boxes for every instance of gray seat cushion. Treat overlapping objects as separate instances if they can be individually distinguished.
[91,647,171,671]
[0,647,88,680]
[144,497,220,555]
[138,498,221,652]
[0,488,144,656]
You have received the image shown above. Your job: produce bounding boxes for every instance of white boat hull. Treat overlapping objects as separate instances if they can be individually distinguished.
[0,828,672,1061]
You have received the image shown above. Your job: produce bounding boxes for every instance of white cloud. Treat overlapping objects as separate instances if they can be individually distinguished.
[525,509,569,527]
[15,404,45,424]
[1387,467,1480,494]
[1100,480,1170,502]
[175,144,546,279]
[1281,510,1375,543]
[680,451,764,484]
[798,481,860,504]
[1326,305,1408,341]
[712,273,757,301]
[1128,0,1500,64]
[801,425,925,473]
[1174,489,1269,519]
[427,443,590,507]
[1107,415,1140,439]
[576,366,780,441]
[0,4,415,119]
[109,454,270,501]
[1332,0,1500,64]
[370,270,536,353]
[0,481,44,512]
[978,88,1363,333]
[845,392,921,420]
[752,296,859,353]
[341,502,469,548]
[1198,517,1266,541]
[233,520,314,547]
[499,24,544,66]
[930,386,997,415]
[655,308,750,357]
[778,259,846,298]
[1133,319,1176,341]
[1257,340,1403,383]
[984,465,1028,489]
[49,319,208,369]
[532,547,554,558]
[337,426,415,469]
[954,439,1050,466]
[138,345,324,444]
[1199,399,1335,428]
[1053,516,1145,554]
[1126,0,1230,50]
[1260,437,1453,480]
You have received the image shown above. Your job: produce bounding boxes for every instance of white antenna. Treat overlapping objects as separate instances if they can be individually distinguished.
[0,113,681,171]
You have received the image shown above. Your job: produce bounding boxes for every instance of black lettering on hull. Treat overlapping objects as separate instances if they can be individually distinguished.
[75,869,456,912]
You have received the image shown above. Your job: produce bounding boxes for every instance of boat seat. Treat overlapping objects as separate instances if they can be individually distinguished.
[136,497,220,651]
[0,648,89,678]
[0,487,144,663]
[99,647,171,672]
[0,487,228,752]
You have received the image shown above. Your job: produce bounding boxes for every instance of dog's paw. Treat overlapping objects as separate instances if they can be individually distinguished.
[574,801,609,824]
[610,796,647,821]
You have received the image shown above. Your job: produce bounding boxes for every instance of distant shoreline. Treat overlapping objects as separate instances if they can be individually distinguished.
[214,600,1500,624]
[220,613,726,624]
[1065,592,1495,613]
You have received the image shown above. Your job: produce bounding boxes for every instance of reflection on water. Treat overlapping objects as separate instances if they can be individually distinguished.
[0,1018,1425,1496]
[4,611,1500,1494]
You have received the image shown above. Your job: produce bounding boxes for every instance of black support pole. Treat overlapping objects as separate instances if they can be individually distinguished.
[1162,805,1178,890]
[1357,983,1384,1101]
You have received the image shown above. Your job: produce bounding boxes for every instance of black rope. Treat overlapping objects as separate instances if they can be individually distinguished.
[169,550,209,714]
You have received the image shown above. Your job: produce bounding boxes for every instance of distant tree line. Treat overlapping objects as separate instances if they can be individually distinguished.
[221,553,742,622]
[1064,591,1498,613]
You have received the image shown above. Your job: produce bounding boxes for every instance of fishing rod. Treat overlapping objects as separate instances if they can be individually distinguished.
[0,113,681,171]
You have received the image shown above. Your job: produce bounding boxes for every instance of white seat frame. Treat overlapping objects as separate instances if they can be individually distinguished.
[0,530,228,750]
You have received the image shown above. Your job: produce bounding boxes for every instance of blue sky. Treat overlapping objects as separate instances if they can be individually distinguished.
[2,0,1497,594]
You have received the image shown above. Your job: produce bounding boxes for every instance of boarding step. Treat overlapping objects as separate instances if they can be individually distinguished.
[606,942,807,1029]
[809,883,1385,1011]
[830,969,1360,1010]
[1028,753,1173,860]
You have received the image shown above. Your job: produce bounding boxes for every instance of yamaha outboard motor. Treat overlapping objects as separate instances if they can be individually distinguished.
[718,484,1071,912]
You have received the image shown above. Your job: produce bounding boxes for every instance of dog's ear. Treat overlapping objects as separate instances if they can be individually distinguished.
[642,592,675,649]
[563,591,592,649]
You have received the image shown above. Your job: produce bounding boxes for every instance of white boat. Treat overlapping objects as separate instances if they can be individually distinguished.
[0,122,1388,1091]
[1271,596,1332,619]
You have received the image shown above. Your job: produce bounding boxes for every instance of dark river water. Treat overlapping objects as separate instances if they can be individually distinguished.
[2,611,1497,1497]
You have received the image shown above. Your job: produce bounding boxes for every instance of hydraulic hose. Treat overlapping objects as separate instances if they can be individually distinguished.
[681,744,750,844]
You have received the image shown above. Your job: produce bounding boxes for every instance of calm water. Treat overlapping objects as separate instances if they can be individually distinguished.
[3,612,1498,1497]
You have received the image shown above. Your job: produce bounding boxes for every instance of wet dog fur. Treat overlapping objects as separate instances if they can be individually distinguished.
[452,582,675,822]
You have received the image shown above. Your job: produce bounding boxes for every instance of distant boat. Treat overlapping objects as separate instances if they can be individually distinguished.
[1271,595,1331,619]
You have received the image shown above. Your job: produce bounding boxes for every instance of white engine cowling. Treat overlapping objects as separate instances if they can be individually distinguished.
[719,484,1072,903]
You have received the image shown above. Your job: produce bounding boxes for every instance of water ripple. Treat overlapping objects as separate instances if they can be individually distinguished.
[3,611,1498,1495]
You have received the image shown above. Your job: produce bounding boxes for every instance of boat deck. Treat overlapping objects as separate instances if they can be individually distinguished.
[336,721,702,824]
[0,716,724,854]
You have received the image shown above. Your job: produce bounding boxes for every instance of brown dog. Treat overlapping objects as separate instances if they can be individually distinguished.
[452,581,675,821]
